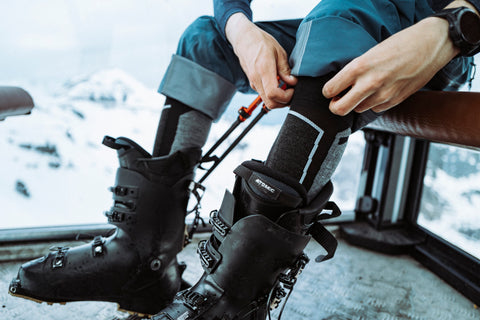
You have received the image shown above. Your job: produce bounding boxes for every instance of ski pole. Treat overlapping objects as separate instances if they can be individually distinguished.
[186,97,269,241]
[200,95,263,165]
[198,104,270,184]
[186,81,287,241]
[198,80,287,184]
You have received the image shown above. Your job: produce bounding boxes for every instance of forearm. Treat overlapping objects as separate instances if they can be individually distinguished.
[214,0,252,36]
[323,0,479,115]
[225,12,253,48]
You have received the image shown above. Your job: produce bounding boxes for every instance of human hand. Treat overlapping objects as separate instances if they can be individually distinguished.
[322,17,460,116]
[225,13,297,109]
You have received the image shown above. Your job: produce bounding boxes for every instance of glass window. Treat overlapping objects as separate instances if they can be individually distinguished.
[418,143,480,259]
[330,131,365,210]
[1,1,364,230]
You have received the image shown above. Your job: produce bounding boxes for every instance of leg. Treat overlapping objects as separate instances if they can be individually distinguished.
[153,16,301,157]
[266,75,355,203]
[153,0,474,319]
[9,16,301,317]
[269,0,473,196]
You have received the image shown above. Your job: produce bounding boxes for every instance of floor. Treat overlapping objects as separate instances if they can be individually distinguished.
[1,228,479,320]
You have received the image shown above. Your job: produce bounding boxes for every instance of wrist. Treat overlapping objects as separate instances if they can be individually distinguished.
[225,12,252,48]
[447,0,480,15]
[431,5,480,56]
[420,17,461,60]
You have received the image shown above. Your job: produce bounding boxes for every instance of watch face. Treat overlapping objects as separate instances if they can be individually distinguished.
[460,11,480,44]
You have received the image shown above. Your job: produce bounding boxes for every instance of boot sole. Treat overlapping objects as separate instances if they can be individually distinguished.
[8,291,153,318]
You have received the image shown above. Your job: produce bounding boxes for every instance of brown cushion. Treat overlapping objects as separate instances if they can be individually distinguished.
[368,91,480,148]
[0,86,34,121]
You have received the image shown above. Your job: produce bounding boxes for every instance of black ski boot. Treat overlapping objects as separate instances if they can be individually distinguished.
[9,136,201,316]
[153,160,340,320]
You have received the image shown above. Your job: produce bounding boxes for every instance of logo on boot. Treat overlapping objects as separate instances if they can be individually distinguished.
[255,178,276,194]
[248,174,281,200]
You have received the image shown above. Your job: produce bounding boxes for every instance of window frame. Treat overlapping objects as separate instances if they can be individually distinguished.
[342,130,480,306]
[1,129,478,305]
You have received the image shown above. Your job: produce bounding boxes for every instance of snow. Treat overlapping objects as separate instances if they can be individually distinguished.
[418,145,480,258]
[0,68,364,229]
[0,70,163,228]
[60,68,161,107]
[0,0,478,260]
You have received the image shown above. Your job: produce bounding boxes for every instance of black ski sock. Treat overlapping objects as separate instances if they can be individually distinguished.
[153,97,212,156]
[265,76,354,202]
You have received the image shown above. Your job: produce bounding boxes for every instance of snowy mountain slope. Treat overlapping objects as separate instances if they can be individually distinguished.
[0,68,364,229]
[59,68,162,107]
[418,145,480,258]
[1,68,478,259]
[1,70,163,228]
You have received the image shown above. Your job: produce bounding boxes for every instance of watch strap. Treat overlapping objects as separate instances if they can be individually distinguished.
[432,7,480,56]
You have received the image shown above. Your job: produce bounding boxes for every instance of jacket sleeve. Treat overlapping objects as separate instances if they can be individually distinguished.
[214,0,253,37]
[466,0,480,13]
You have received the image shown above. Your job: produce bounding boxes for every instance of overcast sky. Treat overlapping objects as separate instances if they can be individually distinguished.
[0,0,477,91]
[0,0,320,90]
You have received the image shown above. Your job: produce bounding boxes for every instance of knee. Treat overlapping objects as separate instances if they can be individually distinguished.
[176,16,224,59]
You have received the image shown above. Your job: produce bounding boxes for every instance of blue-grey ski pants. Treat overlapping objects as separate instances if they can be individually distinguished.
[158,0,473,130]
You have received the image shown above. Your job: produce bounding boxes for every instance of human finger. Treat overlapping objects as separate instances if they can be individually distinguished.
[252,56,287,108]
[329,82,374,116]
[353,91,390,113]
[262,83,292,108]
[322,63,356,99]
[261,71,294,109]
[276,50,297,87]
[266,87,295,109]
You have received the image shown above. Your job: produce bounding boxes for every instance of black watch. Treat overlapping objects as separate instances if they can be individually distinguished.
[432,7,480,56]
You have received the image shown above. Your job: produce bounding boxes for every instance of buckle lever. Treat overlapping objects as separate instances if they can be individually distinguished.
[92,236,105,257]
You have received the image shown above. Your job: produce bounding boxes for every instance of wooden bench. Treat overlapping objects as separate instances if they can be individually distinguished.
[0,87,34,121]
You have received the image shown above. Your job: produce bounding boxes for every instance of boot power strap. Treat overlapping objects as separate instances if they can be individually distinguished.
[308,221,338,262]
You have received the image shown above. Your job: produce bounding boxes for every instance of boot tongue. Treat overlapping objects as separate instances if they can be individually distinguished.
[217,190,235,227]
[237,174,303,222]
[232,161,307,223]
[102,136,152,169]
[142,148,201,173]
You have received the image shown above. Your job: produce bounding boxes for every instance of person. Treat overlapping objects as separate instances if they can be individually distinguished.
[9,0,479,319]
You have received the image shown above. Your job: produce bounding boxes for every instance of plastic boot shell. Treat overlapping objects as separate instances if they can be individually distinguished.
[154,161,336,320]
[9,136,200,316]
[154,211,310,320]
